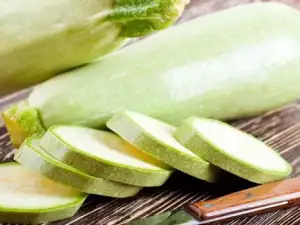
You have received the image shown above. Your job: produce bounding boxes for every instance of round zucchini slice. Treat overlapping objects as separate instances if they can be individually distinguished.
[175,117,293,184]
[0,162,87,224]
[15,137,142,197]
[107,110,221,183]
[39,126,173,187]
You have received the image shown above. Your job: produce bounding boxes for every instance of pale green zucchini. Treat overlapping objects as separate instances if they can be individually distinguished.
[107,110,221,182]
[0,162,87,224]
[5,2,300,146]
[175,117,292,184]
[39,126,173,187]
[15,137,142,197]
[0,0,187,96]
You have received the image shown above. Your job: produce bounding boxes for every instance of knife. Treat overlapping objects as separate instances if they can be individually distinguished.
[127,177,300,225]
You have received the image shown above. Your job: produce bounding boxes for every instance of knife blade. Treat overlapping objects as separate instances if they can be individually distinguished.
[127,177,300,225]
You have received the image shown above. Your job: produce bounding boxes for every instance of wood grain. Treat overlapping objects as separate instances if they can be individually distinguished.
[189,177,300,223]
[2,0,300,224]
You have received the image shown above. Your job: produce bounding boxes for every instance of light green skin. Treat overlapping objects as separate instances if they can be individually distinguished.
[0,163,87,224]
[107,111,221,183]
[39,127,173,187]
[15,137,142,197]
[6,3,300,142]
[0,0,187,96]
[174,117,293,184]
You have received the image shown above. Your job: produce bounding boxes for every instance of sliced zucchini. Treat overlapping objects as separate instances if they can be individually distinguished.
[15,137,142,197]
[0,162,86,224]
[106,111,221,183]
[175,117,293,184]
[39,126,173,187]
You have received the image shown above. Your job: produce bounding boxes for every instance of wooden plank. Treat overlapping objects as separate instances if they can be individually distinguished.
[1,0,300,224]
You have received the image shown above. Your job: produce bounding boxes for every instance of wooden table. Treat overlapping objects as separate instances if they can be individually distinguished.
[2,0,300,224]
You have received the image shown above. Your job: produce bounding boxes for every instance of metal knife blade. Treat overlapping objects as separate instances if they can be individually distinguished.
[126,210,199,225]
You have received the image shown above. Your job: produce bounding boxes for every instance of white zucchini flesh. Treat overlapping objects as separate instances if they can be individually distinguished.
[106,111,222,183]
[0,162,87,224]
[15,137,142,197]
[175,117,293,184]
[40,126,173,187]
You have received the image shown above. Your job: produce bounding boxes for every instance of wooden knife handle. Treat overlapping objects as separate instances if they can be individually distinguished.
[186,178,300,224]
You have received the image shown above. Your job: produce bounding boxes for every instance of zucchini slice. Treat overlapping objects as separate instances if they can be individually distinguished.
[39,126,173,187]
[175,117,293,184]
[0,162,86,224]
[107,111,221,183]
[15,137,142,197]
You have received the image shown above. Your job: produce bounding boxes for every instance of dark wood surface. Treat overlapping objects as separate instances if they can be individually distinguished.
[2,0,300,224]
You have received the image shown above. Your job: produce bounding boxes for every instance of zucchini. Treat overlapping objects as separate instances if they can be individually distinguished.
[5,2,300,146]
[0,162,86,224]
[175,117,292,184]
[0,0,188,96]
[15,137,142,197]
[107,110,221,182]
[39,125,173,187]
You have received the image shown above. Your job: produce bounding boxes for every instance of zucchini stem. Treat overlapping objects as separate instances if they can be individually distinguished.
[2,101,45,147]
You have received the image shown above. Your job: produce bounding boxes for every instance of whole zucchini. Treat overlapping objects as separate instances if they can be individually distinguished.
[4,2,300,147]
[0,0,188,96]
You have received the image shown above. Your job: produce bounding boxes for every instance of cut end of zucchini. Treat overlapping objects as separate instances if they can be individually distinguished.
[175,117,293,184]
[40,126,173,187]
[107,110,221,183]
[15,137,142,197]
[109,0,190,37]
[0,162,86,224]
[2,101,45,147]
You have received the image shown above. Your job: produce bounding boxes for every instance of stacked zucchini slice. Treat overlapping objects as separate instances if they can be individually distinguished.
[1,110,291,224]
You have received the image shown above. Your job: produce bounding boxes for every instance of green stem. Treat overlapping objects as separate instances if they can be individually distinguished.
[109,0,189,37]
[2,101,45,147]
